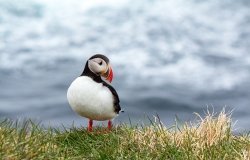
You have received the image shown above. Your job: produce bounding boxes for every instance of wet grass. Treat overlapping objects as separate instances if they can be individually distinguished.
[1,110,250,160]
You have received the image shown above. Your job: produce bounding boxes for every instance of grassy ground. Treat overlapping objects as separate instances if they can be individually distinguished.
[1,111,250,160]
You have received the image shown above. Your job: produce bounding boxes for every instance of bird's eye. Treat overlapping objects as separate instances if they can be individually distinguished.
[98,61,103,65]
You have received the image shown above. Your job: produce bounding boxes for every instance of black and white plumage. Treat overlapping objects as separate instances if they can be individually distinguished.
[67,54,121,131]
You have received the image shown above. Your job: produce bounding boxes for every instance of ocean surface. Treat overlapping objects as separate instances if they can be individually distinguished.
[0,0,250,131]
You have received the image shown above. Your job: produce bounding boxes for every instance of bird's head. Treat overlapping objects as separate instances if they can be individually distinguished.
[87,54,113,83]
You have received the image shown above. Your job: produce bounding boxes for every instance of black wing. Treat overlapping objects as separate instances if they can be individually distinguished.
[102,81,121,114]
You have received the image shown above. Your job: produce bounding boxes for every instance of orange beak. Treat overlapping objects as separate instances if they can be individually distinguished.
[106,66,113,83]
[102,65,113,83]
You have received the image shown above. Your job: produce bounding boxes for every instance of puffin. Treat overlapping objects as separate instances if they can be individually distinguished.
[67,54,122,131]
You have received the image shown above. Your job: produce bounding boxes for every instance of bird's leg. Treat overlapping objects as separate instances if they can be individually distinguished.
[88,119,93,132]
[108,120,112,131]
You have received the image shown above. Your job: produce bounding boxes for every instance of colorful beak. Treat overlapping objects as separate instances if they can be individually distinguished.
[106,66,113,83]
[102,65,113,83]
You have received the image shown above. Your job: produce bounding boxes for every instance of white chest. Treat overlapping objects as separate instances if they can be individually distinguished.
[67,76,116,121]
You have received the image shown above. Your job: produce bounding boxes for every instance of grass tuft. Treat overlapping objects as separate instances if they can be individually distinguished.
[0,111,250,159]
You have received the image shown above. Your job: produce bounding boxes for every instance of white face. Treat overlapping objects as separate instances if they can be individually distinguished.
[88,58,108,75]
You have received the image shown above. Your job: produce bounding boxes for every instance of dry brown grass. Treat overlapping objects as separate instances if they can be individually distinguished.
[119,110,250,159]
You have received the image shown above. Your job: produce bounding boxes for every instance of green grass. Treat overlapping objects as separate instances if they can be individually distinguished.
[1,111,250,160]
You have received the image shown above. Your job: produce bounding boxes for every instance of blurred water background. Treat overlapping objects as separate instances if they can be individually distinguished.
[0,0,250,132]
